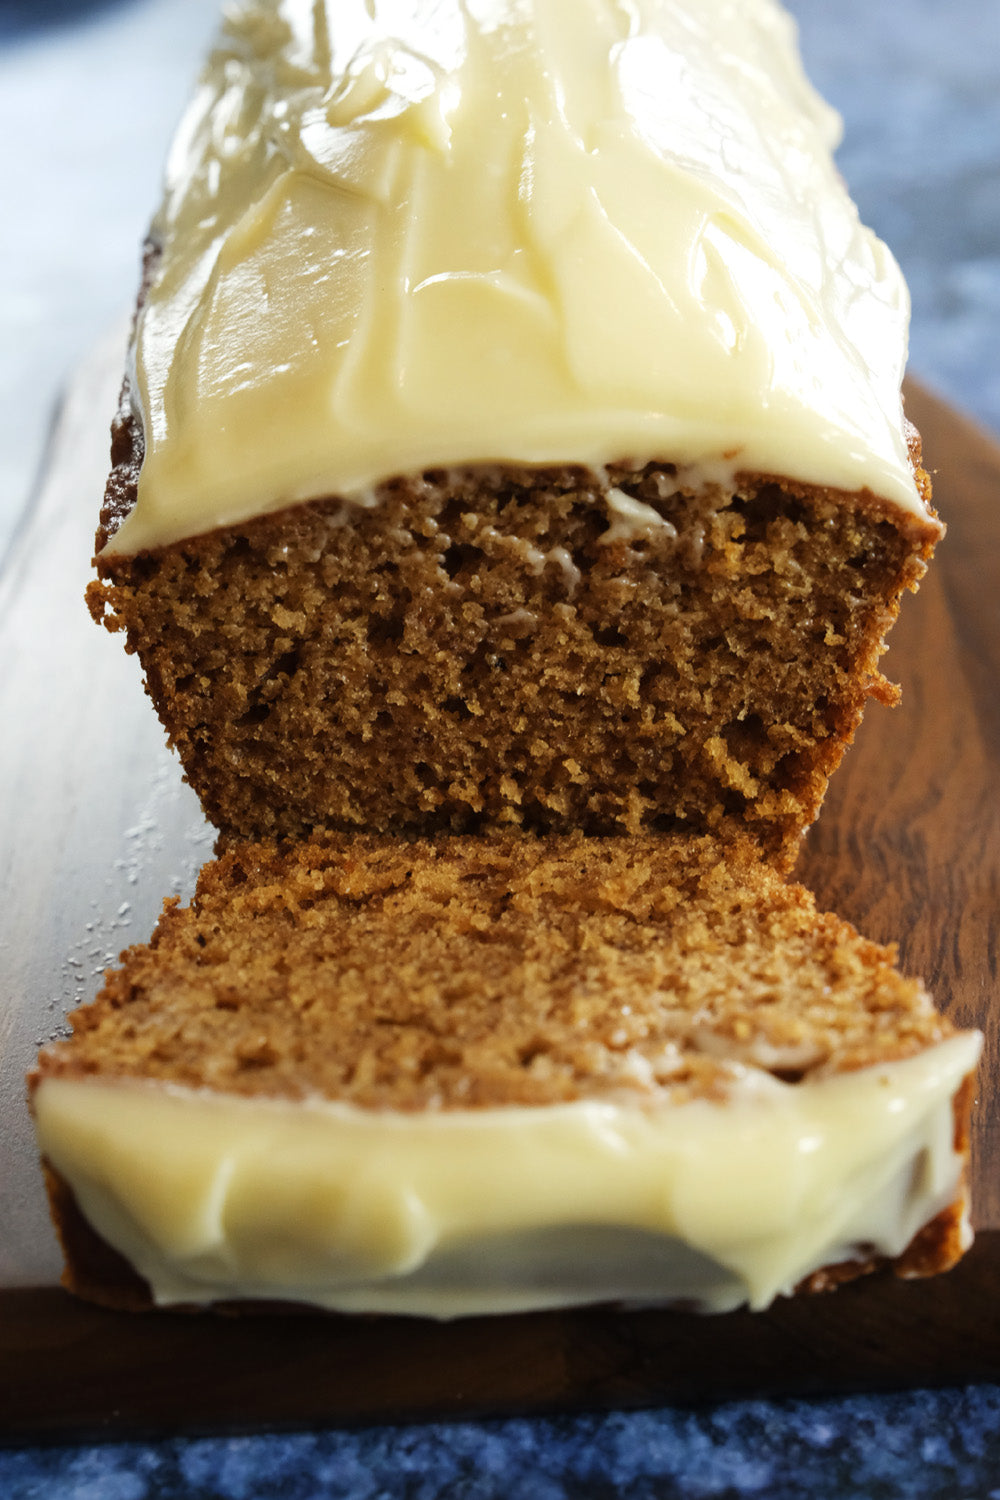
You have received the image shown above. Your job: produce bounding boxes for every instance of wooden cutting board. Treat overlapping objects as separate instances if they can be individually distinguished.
[1,348,998,1441]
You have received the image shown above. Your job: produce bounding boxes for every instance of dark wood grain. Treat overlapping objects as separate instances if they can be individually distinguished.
[2,378,998,1441]
[4,1237,1000,1443]
[798,381,1000,1228]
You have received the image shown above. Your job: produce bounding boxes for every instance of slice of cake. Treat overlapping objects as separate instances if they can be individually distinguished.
[31,834,979,1318]
[87,0,940,862]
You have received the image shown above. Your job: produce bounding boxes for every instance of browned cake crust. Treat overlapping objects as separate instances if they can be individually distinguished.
[32,832,973,1312]
[89,395,937,864]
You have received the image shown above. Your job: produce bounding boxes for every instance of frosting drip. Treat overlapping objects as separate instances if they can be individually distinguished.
[106,0,929,555]
[34,1034,979,1317]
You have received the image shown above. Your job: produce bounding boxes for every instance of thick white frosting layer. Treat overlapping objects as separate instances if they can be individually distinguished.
[34,1033,979,1317]
[106,0,931,556]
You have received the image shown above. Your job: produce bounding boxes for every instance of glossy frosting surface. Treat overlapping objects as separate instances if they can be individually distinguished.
[34,1034,979,1316]
[107,0,929,555]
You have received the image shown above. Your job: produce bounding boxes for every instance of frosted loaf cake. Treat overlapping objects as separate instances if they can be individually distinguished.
[88,0,941,860]
[31,835,980,1317]
[44,0,978,1324]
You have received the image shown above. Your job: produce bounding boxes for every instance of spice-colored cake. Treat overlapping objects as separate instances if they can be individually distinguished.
[40,0,973,1323]
[32,834,979,1317]
[87,0,941,861]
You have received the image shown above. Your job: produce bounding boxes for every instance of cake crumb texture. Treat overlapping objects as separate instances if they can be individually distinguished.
[90,443,934,863]
[37,832,952,1112]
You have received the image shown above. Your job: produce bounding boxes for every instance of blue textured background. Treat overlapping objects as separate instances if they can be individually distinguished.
[794,0,1000,440]
[1,0,998,1492]
[4,1386,1000,1497]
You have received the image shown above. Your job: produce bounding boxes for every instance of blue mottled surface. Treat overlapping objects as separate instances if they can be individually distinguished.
[3,1386,1000,1497]
[2,0,999,1493]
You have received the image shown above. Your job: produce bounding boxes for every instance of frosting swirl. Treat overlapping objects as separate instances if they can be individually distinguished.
[107,0,929,555]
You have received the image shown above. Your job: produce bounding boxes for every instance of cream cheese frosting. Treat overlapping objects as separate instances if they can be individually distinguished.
[34,1033,979,1317]
[105,0,932,556]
